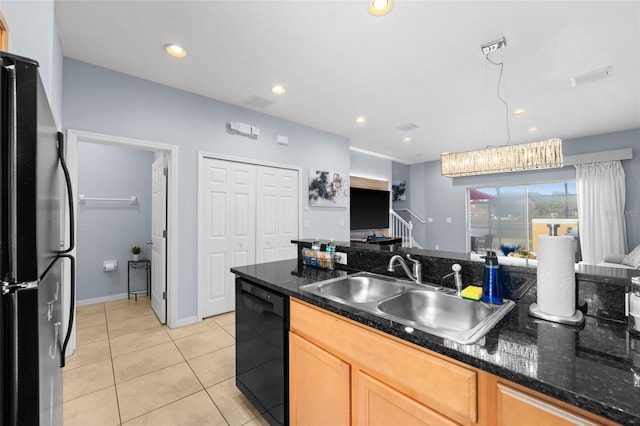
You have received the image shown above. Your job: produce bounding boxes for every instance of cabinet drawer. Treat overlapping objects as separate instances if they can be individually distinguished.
[291,299,477,424]
[496,383,600,426]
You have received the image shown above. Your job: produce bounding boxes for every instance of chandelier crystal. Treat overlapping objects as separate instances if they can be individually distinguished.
[440,138,563,177]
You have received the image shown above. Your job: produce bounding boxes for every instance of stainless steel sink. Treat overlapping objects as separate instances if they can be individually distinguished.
[304,273,414,304]
[377,290,492,332]
[300,272,514,344]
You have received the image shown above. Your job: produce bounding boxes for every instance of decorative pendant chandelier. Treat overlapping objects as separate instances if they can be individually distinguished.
[440,138,563,177]
[441,37,563,177]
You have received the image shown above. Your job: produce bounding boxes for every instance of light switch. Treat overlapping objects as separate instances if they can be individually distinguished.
[446,217,452,223]
[427,217,433,223]
[303,219,311,228]
[339,218,345,226]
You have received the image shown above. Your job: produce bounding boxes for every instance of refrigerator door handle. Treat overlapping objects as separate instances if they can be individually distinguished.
[1,280,39,295]
[56,132,75,254]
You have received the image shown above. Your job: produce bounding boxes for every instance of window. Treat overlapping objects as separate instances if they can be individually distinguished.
[468,182,578,254]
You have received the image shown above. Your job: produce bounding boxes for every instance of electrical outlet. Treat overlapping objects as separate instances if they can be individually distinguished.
[435,244,440,250]
[481,37,507,55]
[334,252,347,265]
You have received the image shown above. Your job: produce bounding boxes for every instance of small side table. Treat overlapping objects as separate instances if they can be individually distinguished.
[128,260,151,301]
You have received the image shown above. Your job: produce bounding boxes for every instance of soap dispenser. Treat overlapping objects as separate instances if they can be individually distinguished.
[481,250,503,305]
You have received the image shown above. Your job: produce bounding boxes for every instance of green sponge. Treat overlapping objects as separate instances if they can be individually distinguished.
[460,286,483,301]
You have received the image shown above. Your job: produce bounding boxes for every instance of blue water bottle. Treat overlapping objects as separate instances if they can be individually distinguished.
[481,251,503,304]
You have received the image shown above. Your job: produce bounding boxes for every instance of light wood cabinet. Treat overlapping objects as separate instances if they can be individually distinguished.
[290,298,479,425]
[289,298,615,426]
[289,332,350,426]
[491,380,617,426]
[356,371,457,426]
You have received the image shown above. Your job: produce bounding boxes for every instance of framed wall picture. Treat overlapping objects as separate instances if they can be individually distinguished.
[392,180,407,201]
[308,170,348,207]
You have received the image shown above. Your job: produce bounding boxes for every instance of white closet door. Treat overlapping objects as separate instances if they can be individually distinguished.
[256,166,299,263]
[200,158,256,316]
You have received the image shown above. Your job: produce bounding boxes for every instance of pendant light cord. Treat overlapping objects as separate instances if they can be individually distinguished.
[485,52,511,145]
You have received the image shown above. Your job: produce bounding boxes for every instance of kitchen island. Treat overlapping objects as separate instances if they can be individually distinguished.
[232,259,640,425]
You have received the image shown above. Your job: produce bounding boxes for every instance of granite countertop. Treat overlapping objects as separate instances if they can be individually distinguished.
[232,259,640,425]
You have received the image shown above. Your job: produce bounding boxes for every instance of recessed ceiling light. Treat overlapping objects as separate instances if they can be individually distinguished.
[369,0,393,16]
[271,85,286,95]
[165,44,187,58]
[528,127,540,133]
[355,116,367,125]
[512,108,527,117]
[402,137,412,143]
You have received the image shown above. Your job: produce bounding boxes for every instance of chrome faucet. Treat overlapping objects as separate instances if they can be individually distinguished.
[443,263,463,295]
[388,254,422,284]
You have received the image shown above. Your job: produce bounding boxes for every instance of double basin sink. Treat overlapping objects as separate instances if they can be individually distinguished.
[300,272,515,344]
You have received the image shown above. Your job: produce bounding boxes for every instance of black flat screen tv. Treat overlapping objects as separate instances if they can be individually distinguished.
[350,187,390,230]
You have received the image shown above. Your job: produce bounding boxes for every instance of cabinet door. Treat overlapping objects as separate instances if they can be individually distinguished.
[496,384,599,426]
[289,333,350,425]
[356,371,457,426]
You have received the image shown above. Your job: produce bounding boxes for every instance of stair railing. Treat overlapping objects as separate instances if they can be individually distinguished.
[389,210,413,248]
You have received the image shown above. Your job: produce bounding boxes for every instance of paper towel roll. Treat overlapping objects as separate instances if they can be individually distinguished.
[537,235,576,317]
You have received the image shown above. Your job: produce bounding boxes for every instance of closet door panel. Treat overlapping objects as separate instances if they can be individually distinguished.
[256,166,298,263]
[200,158,255,317]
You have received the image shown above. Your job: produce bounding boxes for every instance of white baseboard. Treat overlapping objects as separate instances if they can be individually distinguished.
[76,293,129,307]
[172,315,199,329]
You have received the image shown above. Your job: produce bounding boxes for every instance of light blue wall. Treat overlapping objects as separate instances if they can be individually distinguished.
[1,0,63,126]
[76,143,153,301]
[350,150,393,184]
[409,128,640,252]
[62,58,350,320]
[409,160,466,251]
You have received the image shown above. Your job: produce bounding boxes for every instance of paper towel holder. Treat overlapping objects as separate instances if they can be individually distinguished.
[528,303,584,326]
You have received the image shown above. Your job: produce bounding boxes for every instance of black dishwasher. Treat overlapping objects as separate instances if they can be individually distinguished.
[236,278,289,426]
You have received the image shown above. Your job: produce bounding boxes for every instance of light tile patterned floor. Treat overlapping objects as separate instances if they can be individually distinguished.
[63,296,267,426]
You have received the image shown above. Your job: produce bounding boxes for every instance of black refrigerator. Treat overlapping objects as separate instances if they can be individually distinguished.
[0,52,75,425]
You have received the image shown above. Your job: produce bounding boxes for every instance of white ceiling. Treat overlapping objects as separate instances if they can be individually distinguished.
[55,1,640,164]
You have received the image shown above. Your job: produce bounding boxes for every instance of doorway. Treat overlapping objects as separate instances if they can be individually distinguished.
[63,129,178,355]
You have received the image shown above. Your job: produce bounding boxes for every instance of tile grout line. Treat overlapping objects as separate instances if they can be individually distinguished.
[181,317,235,425]
[111,300,205,424]
[111,337,186,386]
[104,303,125,426]
[67,299,246,425]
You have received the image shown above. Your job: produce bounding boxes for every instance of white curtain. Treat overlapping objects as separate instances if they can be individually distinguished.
[575,161,627,264]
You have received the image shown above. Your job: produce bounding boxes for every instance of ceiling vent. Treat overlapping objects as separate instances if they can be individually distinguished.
[569,66,613,87]
[243,95,274,109]
[395,122,419,132]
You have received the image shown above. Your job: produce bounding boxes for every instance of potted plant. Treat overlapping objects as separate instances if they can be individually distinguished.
[130,246,142,261]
